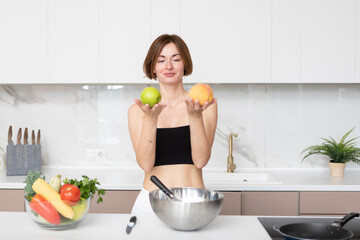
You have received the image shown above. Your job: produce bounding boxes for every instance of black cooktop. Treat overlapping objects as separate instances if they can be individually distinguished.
[258,216,360,240]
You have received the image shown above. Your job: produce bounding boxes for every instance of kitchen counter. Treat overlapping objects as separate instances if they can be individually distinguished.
[1,166,360,191]
[0,212,271,240]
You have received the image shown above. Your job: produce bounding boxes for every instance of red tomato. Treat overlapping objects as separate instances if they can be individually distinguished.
[60,184,81,205]
[29,194,61,225]
[59,183,71,193]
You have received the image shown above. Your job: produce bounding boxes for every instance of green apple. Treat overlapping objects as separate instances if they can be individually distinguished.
[140,87,161,107]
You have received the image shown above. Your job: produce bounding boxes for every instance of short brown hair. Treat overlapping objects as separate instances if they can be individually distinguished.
[143,34,193,80]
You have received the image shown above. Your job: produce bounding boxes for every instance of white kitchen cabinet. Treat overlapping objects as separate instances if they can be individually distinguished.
[151,0,180,39]
[2,0,360,84]
[0,0,47,84]
[301,0,356,83]
[99,0,152,84]
[271,0,301,83]
[180,0,271,84]
[48,0,98,83]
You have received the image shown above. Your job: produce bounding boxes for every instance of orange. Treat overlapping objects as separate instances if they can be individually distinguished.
[188,83,213,106]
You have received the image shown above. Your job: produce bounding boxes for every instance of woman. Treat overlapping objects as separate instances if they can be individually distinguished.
[128,34,217,215]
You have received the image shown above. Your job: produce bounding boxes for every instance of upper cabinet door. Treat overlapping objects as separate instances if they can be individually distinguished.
[271,0,301,83]
[48,0,98,83]
[99,0,151,84]
[151,0,180,39]
[0,0,47,84]
[302,0,356,83]
[180,0,271,83]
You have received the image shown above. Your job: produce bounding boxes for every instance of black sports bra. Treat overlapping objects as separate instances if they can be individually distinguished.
[154,125,194,167]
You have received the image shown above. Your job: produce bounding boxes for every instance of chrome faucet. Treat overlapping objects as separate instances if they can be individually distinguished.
[227,133,238,173]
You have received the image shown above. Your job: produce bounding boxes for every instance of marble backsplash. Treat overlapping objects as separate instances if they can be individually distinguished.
[1,84,360,170]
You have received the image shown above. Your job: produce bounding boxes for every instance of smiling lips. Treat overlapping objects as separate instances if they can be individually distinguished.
[164,73,175,77]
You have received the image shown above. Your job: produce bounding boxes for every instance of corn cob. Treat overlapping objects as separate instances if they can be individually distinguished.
[32,178,74,219]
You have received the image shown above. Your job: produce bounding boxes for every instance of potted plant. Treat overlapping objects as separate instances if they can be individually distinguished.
[301,127,360,177]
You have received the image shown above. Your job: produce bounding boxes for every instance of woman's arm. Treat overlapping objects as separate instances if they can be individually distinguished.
[128,100,166,171]
[185,99,218,169]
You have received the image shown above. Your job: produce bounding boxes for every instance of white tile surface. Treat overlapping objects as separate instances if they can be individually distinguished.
[0,84,360,170]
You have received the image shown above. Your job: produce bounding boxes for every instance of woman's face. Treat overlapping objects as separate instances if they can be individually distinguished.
[154,42,184,83]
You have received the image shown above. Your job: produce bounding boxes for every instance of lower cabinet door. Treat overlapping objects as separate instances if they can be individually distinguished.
[89,190,140,213]
[0,189,25,212]
[219,191,241,215]
[241,191,299,216]
[300,191,360,216]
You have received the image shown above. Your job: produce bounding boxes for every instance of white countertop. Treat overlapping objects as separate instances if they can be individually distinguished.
[1,166,360,191]
[0,212,271,240]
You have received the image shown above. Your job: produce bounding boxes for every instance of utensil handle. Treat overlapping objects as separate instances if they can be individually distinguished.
[334,212,359,227]
[32,130,35,145]
[8,125,12,143]
[273,224,281,232]
[24,128,28,144]
[150,175,174,199]
[37,130,41,144]
[17,128,22,145]
[126,216,137,234]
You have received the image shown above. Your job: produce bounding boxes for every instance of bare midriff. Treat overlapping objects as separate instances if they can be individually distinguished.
[143,164,205,192]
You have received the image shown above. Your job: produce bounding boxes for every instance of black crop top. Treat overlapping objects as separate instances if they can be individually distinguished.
[154,125,194,167]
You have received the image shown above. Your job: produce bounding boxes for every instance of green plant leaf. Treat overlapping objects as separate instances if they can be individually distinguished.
[301,127,360,165]
[343,137,359,147]
[63,176,106,204]
[340,127,355,144]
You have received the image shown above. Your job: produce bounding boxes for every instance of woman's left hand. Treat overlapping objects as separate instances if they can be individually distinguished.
[185,98,217,116]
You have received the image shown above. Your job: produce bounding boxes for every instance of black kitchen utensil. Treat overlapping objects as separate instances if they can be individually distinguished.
[150,175,182,201]
[274,212,359,240]
[125,216,137,234]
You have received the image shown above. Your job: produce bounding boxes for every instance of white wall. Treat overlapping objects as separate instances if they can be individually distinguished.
[0,84,360,170]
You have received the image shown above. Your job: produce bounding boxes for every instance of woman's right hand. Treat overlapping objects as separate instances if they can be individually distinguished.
[134,99,167,119]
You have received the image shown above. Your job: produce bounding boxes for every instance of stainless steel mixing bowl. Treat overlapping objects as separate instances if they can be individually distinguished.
[149,187,223,231]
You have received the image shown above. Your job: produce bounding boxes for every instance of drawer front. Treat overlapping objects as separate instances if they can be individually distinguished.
[220,191,241,215]
[0,189,25,212]
[300,192,360,215]
[242,191,299,216]
[89,190,139,214]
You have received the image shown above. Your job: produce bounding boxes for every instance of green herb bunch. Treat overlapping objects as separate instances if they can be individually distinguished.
[63,175,106,203]
[301,127,360,164]
[24,170,45,200]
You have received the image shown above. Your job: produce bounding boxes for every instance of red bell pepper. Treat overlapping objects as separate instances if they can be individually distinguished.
[29,194,61,225]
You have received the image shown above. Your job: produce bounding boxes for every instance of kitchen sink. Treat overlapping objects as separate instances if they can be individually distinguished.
[202,171,283,184]
[258,216,360,240]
